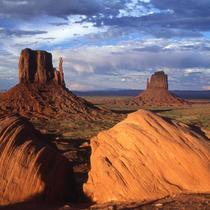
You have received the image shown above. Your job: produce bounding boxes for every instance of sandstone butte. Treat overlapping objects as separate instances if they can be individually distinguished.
[0,114,75,206]
[84,109,210,203]
[0,48,107,120]
[137,71,190,106]
[102,71,190,107]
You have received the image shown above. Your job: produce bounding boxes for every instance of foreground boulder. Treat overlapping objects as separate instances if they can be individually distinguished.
[0,115,74,206]
[84,109,210,203]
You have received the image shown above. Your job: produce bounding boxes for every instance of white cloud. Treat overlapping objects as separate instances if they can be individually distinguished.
[69,83,95,91]
[203,86,210,90]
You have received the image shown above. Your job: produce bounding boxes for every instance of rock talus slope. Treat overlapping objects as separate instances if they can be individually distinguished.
[84,109,210,203]
[0,115,74,206]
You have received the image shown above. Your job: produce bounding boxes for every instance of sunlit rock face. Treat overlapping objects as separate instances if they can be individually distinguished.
[84,109,210,203]
[0,115,74,206]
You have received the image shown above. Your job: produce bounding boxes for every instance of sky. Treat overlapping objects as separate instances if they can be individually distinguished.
[0,0,210,91]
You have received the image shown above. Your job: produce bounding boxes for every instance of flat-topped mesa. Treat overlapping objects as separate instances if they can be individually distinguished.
[147,71,168,89]
[19,48,65,87]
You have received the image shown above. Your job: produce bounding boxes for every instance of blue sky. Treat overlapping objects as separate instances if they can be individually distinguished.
[0,0,210,90]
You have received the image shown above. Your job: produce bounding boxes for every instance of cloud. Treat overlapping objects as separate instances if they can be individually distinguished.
[0,0,103,20]
[49,38,210,90]
[69,83,95,91]
[81,0,210,39]
[0,28,47,37]
[0,0,210,90]
[1,38,210,90]
[203,86,210,90]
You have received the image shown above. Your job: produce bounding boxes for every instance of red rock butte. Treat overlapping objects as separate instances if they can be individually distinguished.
[19,48,65,86]
[97,71,190,107]
[0,48,107,120]
[137,71,189,107]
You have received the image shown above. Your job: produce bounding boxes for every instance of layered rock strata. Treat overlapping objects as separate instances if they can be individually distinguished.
[0,115,74,206]
[84,109,210,203]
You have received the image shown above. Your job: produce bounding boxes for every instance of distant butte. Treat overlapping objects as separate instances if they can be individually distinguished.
[137,71,190,106]
[0,48,108,120]
[103,71,190,107]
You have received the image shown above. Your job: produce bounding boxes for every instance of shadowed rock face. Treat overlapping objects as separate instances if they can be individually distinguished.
[147,71,168,89]
[84,110,210,203]
[19,48,64,86]
[0,115,74,206]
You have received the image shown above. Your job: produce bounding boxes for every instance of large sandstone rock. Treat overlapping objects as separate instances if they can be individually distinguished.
[147,71,168,89]
[19,48,65,86]
[84,110,210,203]
[0,115,74,206]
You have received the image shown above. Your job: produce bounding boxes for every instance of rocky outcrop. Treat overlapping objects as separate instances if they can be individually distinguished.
[19,48,65,87]
[0,48,108,120]
[137,71,189,106]
[147,71,168,89]
[0,115,74,206]
[97,71,189,107]
[59,57,65,87]
[84,110,210,203]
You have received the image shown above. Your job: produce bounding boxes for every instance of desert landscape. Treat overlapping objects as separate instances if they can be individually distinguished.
[1,1,210,209]
[0,48,209,210]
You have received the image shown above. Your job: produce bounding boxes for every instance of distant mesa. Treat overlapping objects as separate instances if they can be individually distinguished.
[84,109,210,203]
[0,48,107,120]
[102,71,190,107]
[137,71,189,106]
[0,114,74,206]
